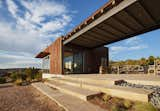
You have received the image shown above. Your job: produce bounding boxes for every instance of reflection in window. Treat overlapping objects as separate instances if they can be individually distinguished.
[64,55,73,74]
[64,51,83,74]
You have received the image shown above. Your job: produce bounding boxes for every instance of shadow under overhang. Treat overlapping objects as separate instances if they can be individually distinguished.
[63,0,160,48]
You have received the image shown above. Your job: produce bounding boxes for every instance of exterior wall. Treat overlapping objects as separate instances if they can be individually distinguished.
[50,38,63,74]
[46,37,63,74]
[40,39,108,74]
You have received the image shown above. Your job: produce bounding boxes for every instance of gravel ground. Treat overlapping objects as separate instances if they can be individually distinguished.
[0,85,64,111]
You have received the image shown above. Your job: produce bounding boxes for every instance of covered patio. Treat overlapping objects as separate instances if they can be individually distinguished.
[36,0,160,75]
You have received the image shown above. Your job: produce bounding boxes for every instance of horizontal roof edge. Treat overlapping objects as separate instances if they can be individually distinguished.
[62,0,123,41]
[35,52,50,58]
[35,36,63,58]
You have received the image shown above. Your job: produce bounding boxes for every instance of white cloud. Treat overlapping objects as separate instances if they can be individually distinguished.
[21,0,67,24]
[110,46,126,52]
[129,45,148,50]
[41,15,72,33]
[110,45,148,53]
[3,0,73,52]
[110,45,148,54]
[109,37,148,56]
[125,37,141,45]
[0,22,48,54]
[6,0,18,18]
[0,51,41,69]
[0,1,2,8]
[0,0,74,68]
[5,0,72,34]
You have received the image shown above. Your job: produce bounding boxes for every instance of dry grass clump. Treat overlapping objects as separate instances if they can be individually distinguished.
[133,102,157,111]
[90,93,158,111]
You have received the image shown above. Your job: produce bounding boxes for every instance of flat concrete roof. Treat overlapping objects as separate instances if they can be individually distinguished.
[63,0,160,48]
[36,0,160,58]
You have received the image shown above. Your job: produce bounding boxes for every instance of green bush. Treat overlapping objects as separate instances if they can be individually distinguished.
[10,72,19,81]
[25,68,41,81]
[10,68,41,85]
[34,73,42,80]
[0,77,6,84]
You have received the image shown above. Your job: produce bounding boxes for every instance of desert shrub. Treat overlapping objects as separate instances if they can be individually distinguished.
[0,77,6,84]
[15,78,22,85]
[10,72,22,81]
[123,100,132,108]
[111,105,119,111]
[25,68,32,80]
[21,73,27,81]
[133,102,157,111]
[10,68,41,85]
[111,104,127,111]
[34,73,42,81]
[10,72,18,81]
[25,68,41,81]
[26,76,31,82]
[102,94,112,103]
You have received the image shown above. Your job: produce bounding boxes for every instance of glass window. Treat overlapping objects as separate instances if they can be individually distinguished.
[64,53,73,74]
[64,50,83,74]
[42,55,50,73]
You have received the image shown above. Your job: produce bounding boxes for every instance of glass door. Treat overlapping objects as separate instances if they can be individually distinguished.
[64,52,74,74]
[73,52,83,73]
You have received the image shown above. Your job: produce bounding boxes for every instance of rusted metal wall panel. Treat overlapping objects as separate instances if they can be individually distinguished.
[48,37,63,74]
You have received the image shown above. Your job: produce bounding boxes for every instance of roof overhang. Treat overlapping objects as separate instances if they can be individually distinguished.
[35,52,50,58]
[63,0,160,48]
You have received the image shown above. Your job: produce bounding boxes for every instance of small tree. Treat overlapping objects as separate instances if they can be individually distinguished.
[25,68,32,81]
[140,58,147,66]
[148,56,155,65]
[10,72,18,81]
[25,67,41,81]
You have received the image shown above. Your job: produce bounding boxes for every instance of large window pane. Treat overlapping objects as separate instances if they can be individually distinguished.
[42,55,50,73]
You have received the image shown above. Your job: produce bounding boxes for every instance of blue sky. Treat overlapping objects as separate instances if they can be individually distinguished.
[0,0,160,69]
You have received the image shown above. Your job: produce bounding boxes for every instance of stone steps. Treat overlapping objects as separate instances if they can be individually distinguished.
[58,74,160,86]
[32,82,106,111]
[45,80,101,101]
[48,77,152,102]
[50,76,116,86]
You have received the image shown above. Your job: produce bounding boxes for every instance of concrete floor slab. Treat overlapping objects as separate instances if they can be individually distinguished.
[62,74,160,86]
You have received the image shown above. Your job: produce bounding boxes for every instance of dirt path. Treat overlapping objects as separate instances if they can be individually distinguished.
[0,85,64,111]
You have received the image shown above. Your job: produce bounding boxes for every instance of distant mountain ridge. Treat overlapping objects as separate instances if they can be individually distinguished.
[0,68,41,76]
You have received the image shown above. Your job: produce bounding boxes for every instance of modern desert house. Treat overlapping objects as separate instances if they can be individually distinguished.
[36,0,160,75]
